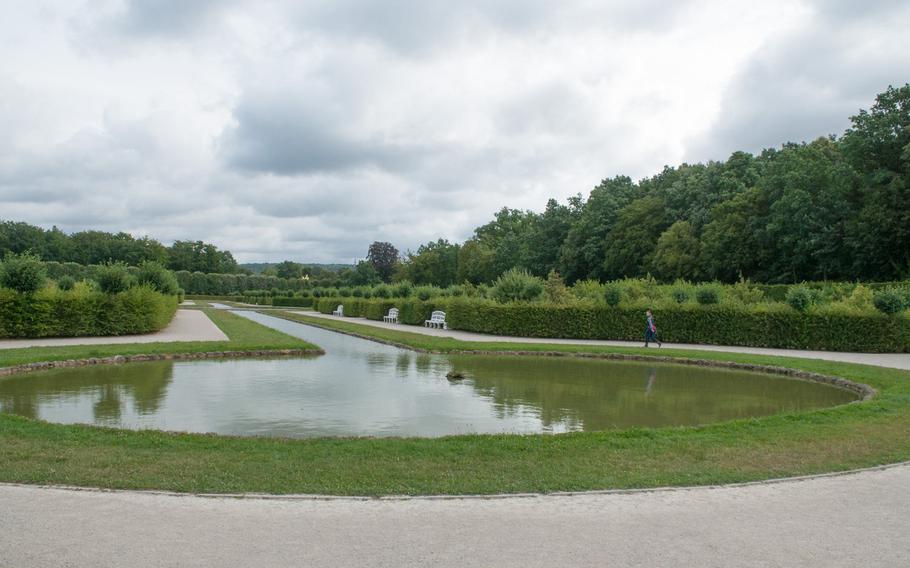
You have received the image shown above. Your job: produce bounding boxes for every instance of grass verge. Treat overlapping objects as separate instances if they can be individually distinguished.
[1,310,908,496]
[0,309,317,368]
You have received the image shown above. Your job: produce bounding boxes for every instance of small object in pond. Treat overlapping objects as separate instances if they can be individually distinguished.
[446,371,466,381]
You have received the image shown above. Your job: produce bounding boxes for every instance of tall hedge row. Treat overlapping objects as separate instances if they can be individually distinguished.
[314,297,910,353]
[0,286,178,339]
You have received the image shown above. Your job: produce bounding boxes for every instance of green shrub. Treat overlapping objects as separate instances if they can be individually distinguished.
[695,286,720,305]
[136,261,179,295]
[57,276,76,291]
[641,274,662,301]
[95,262,134,294]
[730,278,764,304]
[786,285,814,312]
[873,288,907,315]
[603,284,622,307]
[0,252,47,294]
[414,286,436,301]
[393,281,413,298]
[844,284,874,310]
[571,279,605,302]
[0,286,177,339]
[544,270,570,304]
[372,285,391,299]
[671,288,689,304]
[492,269,544,303]
[271,296,315,308]
[619,279,645,302]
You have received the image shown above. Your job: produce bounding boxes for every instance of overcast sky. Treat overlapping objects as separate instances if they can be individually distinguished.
[1,0,908,263]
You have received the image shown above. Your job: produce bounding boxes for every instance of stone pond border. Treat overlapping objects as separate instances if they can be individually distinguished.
[0,348,325,378]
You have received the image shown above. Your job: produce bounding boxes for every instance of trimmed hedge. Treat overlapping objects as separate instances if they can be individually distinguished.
[314,297,910,353]
[316,297,442,325]
[0,286,178,339]
[272,297,315,308]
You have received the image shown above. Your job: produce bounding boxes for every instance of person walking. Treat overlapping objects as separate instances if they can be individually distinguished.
[644,309,661,348]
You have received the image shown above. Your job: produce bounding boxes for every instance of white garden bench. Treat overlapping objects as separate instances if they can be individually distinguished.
[424,310,447,329]
[383,307,399,323]
[332,304,344,317]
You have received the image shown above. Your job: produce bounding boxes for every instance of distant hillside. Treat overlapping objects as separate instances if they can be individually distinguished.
[240,262,352,274]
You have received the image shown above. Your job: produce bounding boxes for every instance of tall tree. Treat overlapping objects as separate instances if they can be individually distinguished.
[602,196,671,279]
[842,83,910,280]
[699,188,769,282]
[366,241,399,282]
[398,239,459,286]
[456,239,496,284]
[650,221,701,281]
[558,176,636,282]
[524,198,579,278]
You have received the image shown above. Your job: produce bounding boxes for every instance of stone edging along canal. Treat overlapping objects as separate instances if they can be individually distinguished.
[265,313,877,401]
[0,348,325,378]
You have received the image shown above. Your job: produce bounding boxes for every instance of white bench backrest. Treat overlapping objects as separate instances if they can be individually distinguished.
[336,305,343,311]
[388,308,399,316]
[430,310,446,321]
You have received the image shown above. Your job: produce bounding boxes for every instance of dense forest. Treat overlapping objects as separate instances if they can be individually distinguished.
[395,84,910,286]
[0,223,240,274]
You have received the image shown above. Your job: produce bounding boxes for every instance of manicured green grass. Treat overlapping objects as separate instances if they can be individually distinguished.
[0,309,318,368]
[1,309,908,496]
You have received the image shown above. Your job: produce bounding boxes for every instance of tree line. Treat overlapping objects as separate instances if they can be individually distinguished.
[392,85,910,286]
[0,223,240,274]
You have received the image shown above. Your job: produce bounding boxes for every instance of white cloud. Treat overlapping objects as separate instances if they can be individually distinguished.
[0,0,904,262]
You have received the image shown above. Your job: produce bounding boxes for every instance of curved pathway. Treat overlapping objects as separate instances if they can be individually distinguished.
[296,311,910,370]
[0,309,228,350]
[2,463,909,567]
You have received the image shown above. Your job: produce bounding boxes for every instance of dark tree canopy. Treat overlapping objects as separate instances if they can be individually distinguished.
[0,223,239,274]
[366,241,399,282]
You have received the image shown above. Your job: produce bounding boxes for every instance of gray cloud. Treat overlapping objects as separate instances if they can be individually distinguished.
[686,0,910,162]
[2,1,907,263]
[90,0,233,38]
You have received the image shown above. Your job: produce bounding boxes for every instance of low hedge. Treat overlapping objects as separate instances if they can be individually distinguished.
[272,297,314,308]
[316,297,441,324]
[314,297,910,352]
[0,286,177,339]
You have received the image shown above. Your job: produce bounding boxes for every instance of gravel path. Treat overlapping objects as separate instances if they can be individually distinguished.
[0,309,228,350]
[2,463,908,568]
[297,311,910,371]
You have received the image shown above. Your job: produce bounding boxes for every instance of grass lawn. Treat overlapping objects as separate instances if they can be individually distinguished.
[0,309,908,496]
[0,308,318,368]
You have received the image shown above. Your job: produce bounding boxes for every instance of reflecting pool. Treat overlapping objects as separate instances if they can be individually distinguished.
[0,312,858,437]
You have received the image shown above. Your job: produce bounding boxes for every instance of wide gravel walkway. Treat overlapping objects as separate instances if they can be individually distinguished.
[2,463,908,568]
[0,309,228,350]
[297,311,910,371]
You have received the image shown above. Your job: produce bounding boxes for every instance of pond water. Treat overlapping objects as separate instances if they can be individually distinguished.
[0,312,858,438]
